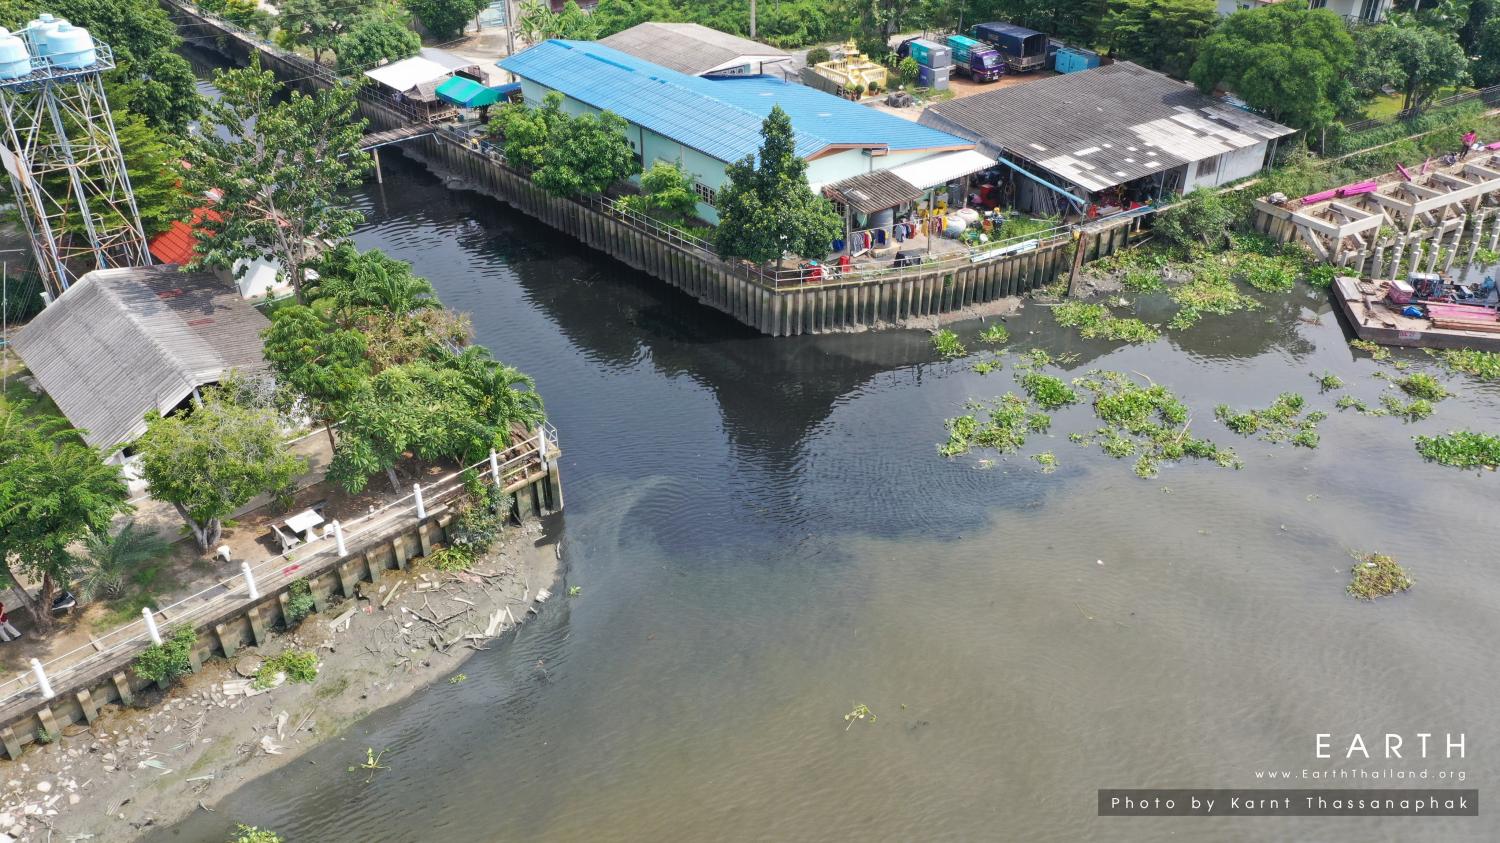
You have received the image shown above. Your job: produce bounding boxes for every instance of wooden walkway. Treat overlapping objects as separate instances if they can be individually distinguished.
[359,125,436,151]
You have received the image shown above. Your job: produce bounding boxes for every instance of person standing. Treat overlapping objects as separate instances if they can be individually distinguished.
[1461,129,1478,159]
[0,603,21,641]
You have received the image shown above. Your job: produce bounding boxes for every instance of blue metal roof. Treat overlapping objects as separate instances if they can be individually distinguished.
[498,40,972,163]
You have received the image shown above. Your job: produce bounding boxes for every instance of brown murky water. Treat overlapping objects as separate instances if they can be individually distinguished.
[152,151,1498,842]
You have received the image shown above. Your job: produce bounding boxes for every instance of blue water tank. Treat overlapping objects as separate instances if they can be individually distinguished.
[46,23,96,69]
[25,14,61,57]
[0,29,31,79]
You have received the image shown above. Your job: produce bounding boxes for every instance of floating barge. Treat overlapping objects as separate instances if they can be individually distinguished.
[1332,276,1500,351]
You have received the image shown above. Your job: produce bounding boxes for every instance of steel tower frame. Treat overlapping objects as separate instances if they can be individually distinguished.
[0,38,151,299]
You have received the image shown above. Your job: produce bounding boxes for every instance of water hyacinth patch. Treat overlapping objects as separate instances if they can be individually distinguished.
[939,393,1050,457]
[1347,552,1413,601]
[932,329,966,359]
[978,323,1010,345]
[1214,393,1324,447]
[1394,373,1450,402]
[1436,348,1500,380]
[1414,431,1500,469]
[1052,301,1160,343]
[1018,372,1079,410]
[1070,370,1240,478]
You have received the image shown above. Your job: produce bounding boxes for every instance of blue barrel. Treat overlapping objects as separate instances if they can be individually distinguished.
[0,29,31,79]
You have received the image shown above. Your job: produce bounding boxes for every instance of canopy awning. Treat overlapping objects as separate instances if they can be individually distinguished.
[365,57,452,92]
[824,170,924,214]
[436,77,517,108]
[888,149,997,190]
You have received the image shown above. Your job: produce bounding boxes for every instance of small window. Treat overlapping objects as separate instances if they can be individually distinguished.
[694,182,717,206]
[1196,154,1220,179]
[1308,0,1326,7]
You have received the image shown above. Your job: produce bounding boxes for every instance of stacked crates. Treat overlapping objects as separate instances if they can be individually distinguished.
[909,38,950,90]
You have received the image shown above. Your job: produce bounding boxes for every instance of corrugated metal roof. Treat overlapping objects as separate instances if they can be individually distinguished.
[824,170,924,213]
[919,62,1294,193]
[10,266,270,451]
[599,22,788,76]
[500,40,972,164]
[887,149,997,189]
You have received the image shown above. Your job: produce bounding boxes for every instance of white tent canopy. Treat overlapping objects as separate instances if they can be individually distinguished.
[888,149,997,190]
[364,56,453,93]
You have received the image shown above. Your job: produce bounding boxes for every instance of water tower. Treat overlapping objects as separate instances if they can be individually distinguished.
[0,16,150,298]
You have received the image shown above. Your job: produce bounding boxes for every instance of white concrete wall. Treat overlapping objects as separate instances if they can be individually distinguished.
[1218,0,1387,19]
[1183,143,1267,191]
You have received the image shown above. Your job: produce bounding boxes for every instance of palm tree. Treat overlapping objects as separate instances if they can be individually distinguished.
[78,520,170,603]
[447,347,546,447]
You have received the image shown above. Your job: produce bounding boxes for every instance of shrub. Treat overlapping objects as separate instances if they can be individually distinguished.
[254,649,318,689]
[899,56,919,86]
[806,47,831,66]
[134,626,197,685]
[283,579,315,627]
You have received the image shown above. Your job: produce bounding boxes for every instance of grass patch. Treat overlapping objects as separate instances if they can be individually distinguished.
[932,329,966,359]
[255,649,318,689]
[1214,393,1325,448]
[1395,373,1450,401]
[1071,371,1239,478]
[1347,552,1413,601]
[939,393,1050,457]
[1053,301,1160,343]
[1414,430,1500,469]
[1018,372,1079,410]
[977,323,1010,345]
[1435,349,1500,381]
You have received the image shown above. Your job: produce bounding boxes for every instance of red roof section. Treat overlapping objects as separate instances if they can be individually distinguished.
[148,208,222,266]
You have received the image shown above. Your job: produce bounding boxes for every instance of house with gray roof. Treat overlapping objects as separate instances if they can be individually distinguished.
[10,266,270,454]
[919,62,1295,215]
[599,22,791,78]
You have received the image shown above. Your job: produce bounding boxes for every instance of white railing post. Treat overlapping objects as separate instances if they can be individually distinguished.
[537,427,549,472]
[142,607,162,645]
[241,561,259,600]
[489,449,501,486]
[30,658,52,700]
[333,520,347,556]
[414,483,426,519]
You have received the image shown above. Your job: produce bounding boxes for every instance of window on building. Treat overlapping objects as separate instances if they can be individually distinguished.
[1196,154,1220,180]
[1358,0,1382,21]
[694,182,717,206]
[1307,0,1326,7]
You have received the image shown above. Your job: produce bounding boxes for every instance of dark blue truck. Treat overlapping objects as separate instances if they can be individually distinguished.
[970,22,1048,73]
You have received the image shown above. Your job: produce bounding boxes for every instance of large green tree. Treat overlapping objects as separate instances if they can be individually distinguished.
[1354,23,1468,114]
[490,92,567,170]
[533,110,637,198]
[1103,0,1216,80]
[185,58,371,302]
[516,0,599,41]
[137,385,307,551]
[714,106,841,267]
[0,399,131,629]
[276,0,367,66]
[403,0,486,39]
[335,13,421,74]
[1189,4,1354,132]
[262,305,370,448]
[308,244,467,370]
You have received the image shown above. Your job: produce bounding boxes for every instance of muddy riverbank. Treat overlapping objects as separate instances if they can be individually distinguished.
[0,519,558,842]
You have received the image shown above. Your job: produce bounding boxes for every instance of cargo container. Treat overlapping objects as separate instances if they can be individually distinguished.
[1053,46,1099,74]
[917,63,950,90]
[907,38,950,69]
[970,22,1047,73]
[943,34,1003,82]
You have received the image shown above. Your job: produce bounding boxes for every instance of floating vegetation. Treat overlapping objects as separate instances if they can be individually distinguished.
[1302,264,1338,289]
[1414,431,1500,469]
[939,393,1050,457]
[1214,393,1325,447]
[971,359,1001,375]
[1380,393,1434,421]
[1347,552,1414,601]
[1018,348,1053,369]
[932,329,965,359]
[1018,372,1079,410]
[1335,395,1371,413]
[1436,348,1500,380]
[843,703,876,731]
[977,323,1010,345]
[1349,339,1391,361]
[1312,371,1344,392]
[349,747,390,783]
[1071,371,1239,477]
[1231,253,1298,293]
[1120,267,1165,292]
[1052,301,1161,343]
[1167,265,1260,329]
[1395,372,1450,401]
[1032,451,1058,473]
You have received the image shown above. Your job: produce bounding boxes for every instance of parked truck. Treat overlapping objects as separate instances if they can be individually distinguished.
[943,34,1003,82]
[970,22,1048,73]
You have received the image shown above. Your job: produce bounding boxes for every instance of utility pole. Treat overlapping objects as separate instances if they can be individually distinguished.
[750,0,757,39]
[505,0,517,58]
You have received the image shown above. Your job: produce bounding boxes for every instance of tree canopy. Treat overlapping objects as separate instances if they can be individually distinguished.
[516,0,599,42]
[185,58,371,301]
[137,384,307,551]
[1189,4,1355,132]
[403,0,486,40]
[0,399,131,629]
[1354,22,1469,114]
[714,106,841,267]
[1103,0,1216,80]
[275,0,366,66]
[490,91,637,198]
[335,13,421,74]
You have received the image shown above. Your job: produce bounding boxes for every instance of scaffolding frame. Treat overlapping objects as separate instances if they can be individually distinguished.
[0,39,151,299]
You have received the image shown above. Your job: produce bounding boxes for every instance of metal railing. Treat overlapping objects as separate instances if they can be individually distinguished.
[0,425,558,716]
[1341,84,1500,136]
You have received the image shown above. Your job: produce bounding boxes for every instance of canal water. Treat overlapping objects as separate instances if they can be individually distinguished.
[152,151,1499,841]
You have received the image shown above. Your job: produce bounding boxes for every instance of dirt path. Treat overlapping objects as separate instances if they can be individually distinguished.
[0,519,560,842]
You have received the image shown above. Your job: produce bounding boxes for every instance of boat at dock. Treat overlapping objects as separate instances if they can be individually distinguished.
[1332,275,1500,351]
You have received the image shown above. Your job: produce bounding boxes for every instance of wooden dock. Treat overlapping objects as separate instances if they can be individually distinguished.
[1332,276,1500,351]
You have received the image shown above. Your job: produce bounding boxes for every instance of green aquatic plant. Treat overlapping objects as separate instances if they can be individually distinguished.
[1018,372,1079,410]
[1414,431,1500,469]
[349,747,390,783]
[1312,371,1344,392]
[844,704,876,730]
[1395,373,1450,401]
[939,394,1049,457]
[1032,451,1058,473]
[931,329,966,359]
[1347,552,1413,601]
[1380,394,1433,421]
[1071,371,1239,477]
[1052,301,1160,343]
[1214,393,1321,447]
[1437,349,1500,380]
[1350,339,1391,361]
[1120,267,1165,292]
[971,359,1001,375]
[1231,253,1298,293]
[1167,264,1260,329]
[231,826,282,843]
[1301,264,1339,289]
[978,323,1010,345]
[449,673,467,684]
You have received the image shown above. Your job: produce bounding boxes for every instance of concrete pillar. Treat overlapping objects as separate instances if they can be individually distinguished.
[0,726,19,760]
[247,605,267,646]
[111,672,133,707]
[365,550,382,585]
[335,559,358,598]
[187,641,203,674]
[214,623,237,659]
[75,687,98,724]
[417,522,433,557]
[143,607,162,645]
[310,577,329,613]
[392,537,409,570]
[35,706,59,739]
[489,449,501,486]
[1372,245,1386,279]
[30,659,52,700]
